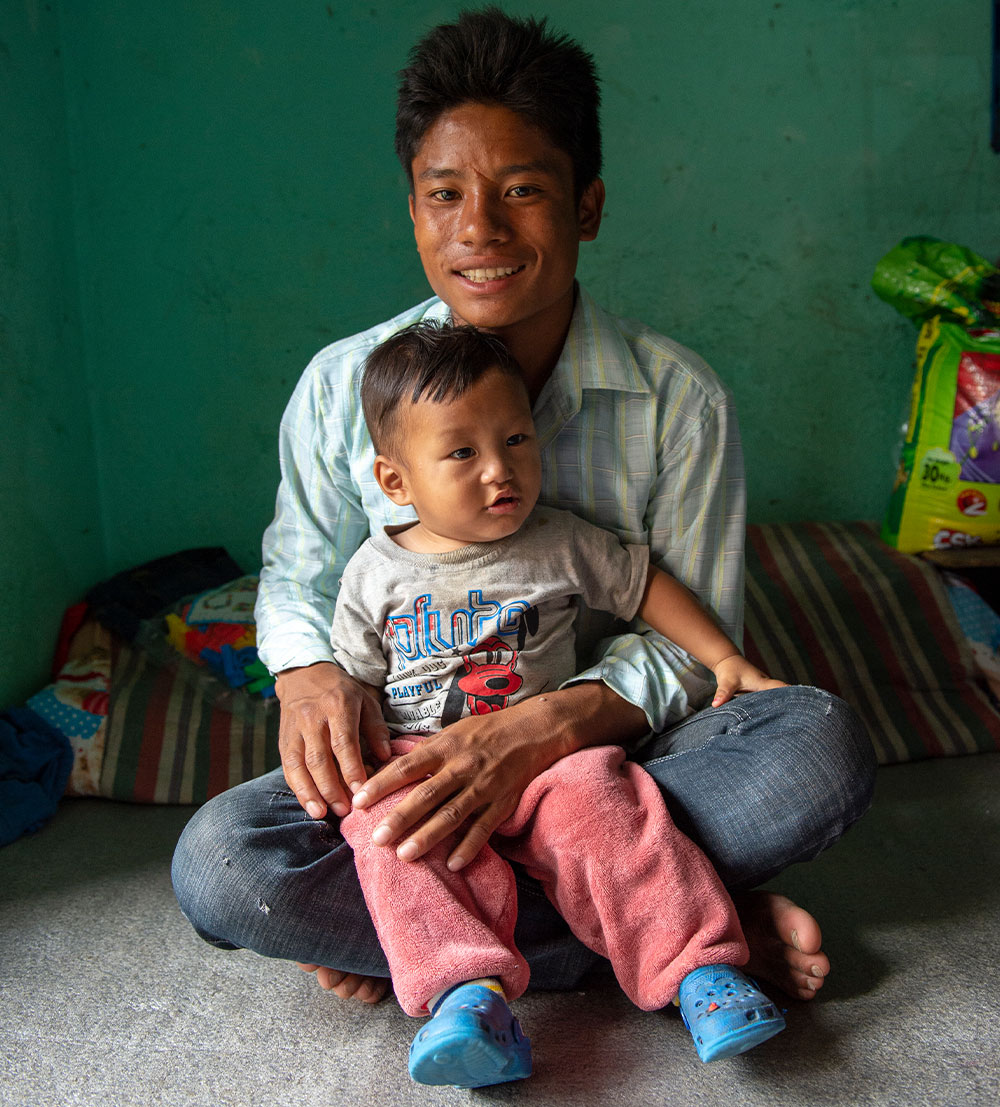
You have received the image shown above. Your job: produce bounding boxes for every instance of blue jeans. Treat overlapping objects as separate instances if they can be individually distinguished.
[171,686,875,990]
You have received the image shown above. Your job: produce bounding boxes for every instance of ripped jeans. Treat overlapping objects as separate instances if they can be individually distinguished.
[170,686,876,990]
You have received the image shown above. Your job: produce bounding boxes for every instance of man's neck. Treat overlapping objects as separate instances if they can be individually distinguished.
[453,285,577,404]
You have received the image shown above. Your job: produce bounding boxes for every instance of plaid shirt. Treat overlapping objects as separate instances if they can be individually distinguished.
[256,286,746,735]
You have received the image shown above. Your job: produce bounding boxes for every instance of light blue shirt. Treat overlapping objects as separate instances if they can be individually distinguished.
[256,286,746,737]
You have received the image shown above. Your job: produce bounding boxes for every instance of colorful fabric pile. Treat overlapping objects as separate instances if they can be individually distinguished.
[165,576,275,697]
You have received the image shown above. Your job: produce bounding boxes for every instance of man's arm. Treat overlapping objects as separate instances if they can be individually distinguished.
[352,679,647,869]
[256,350,392,817]
[564,376,747,732]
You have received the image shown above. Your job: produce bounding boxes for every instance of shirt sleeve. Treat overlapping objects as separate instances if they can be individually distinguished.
[563,385,746,737]
[330,554,389,688]
[254,354,370,675]
[561,514,650,621]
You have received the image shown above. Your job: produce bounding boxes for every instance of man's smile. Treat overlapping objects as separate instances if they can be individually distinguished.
[457,264,527,284]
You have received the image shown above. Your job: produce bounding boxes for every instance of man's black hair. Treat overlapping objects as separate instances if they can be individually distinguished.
[361,321,526,457]
[395,6,602,198]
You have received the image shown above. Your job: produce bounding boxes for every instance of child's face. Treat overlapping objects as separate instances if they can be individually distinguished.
[376,368,542,551]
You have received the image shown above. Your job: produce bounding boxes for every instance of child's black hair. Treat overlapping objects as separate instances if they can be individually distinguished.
[361,321,526,456]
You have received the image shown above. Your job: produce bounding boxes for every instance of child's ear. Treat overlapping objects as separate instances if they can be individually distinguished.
[373,455,412,505]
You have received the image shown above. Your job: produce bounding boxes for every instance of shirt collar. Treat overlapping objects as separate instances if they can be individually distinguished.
[558,285,646,393]
[423,286,644,446]
[424,286,643,392]
[532,285,645,446]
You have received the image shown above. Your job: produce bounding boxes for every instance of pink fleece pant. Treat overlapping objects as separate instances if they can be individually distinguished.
[341,742,748,1016]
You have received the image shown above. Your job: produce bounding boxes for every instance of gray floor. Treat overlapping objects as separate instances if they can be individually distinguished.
[2,753,999,1107]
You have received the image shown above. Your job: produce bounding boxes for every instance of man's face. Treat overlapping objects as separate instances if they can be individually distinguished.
[375,368,542,553]
[408,102,603,338]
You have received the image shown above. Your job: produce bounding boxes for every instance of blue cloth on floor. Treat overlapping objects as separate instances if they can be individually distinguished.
[0,707,74,847]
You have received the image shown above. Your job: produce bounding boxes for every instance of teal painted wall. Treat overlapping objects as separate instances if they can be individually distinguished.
[3,1,999,702]
[0,2,104,706]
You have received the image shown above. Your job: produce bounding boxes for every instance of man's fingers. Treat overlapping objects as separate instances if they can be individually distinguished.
[389,788,469,858]
[281,723,351,818]
[446,811,500,871]
[369,769,461,848]
[395,794,508,864]
[328,721,369,795]
[353,744,441,810]
[279,735,331,819]
[275,663,387,818]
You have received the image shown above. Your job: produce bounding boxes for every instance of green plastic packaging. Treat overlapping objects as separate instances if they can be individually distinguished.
[873,237,1000,553]
[871,235,1000,329]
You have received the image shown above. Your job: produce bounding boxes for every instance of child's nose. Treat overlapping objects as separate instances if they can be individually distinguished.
[481,452,513,482]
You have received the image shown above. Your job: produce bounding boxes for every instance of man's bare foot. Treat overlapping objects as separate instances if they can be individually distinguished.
[296,963,390,1004]
[734,891,830,1001]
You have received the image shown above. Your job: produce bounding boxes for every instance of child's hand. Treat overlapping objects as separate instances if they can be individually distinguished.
[710,654,787,707]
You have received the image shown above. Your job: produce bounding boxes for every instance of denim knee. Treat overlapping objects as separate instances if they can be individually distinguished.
[640,684,878,890]
[171,794,242,949]
[744,685,878,882]
[817,688,878,829]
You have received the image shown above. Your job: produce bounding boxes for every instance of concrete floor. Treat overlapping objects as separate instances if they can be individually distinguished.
[2,753,998,1107]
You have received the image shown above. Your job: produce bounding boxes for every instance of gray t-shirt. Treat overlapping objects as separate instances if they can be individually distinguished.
[331,506,650,734]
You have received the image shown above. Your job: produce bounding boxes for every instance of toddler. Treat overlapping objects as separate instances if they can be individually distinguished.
[334,322,787,1087]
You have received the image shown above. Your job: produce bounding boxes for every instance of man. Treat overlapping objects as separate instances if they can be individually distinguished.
[172,7,875,1011]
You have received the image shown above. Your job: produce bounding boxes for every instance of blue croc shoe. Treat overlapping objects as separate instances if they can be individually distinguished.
[408,983,532,1088]
[677,964,786,1063]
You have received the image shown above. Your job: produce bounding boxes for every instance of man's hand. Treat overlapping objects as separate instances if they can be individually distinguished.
[275,662,391,819]
[351,682,647,870]
[711,655,787,707]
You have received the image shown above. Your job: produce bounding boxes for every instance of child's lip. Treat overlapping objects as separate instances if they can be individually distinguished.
[486,492,520,513]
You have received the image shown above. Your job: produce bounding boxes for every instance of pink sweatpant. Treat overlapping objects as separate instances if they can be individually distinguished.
[341,742,748,1016]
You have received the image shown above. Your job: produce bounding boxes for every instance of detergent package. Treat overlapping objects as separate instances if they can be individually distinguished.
[873,236,1000,553]
[882,317,1000,552]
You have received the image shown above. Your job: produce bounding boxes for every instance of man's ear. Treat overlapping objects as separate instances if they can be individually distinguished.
[578,178,605,242]
[373,454,412,506]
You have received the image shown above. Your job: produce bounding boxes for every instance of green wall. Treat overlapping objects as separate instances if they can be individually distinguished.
[1,2,105,706]
[3,0,999,705]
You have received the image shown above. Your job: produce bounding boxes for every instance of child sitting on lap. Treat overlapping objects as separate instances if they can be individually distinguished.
[334,321,788,1088]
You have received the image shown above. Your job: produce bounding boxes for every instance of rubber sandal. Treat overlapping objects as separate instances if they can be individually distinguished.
[408,983,532,1088]
[677,964,786,1063]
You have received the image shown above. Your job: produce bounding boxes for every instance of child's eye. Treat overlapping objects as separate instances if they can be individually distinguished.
[450,447,475,460]
[506,433,528,446]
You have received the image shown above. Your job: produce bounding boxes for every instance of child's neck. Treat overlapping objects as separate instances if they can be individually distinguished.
[388,521,476,554]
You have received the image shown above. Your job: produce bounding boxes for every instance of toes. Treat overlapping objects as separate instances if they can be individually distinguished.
[294,963,388,1003]
[355,978,386,1004]
[789,968,825,998]
[735,890,831,1000]
[786,945,830,980]
[331,972,363,999]
[774,896,823,956]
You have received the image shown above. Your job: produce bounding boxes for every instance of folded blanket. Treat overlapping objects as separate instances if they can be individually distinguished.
[0,707,74,847]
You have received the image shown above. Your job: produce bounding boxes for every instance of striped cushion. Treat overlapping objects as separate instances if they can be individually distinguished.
[744,521,1000,764]
[98,635,280,804]
[81,520,1000,802]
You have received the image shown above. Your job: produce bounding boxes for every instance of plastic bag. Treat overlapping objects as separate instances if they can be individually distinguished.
[872,235,1000,328]
[874,237,1000,553]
